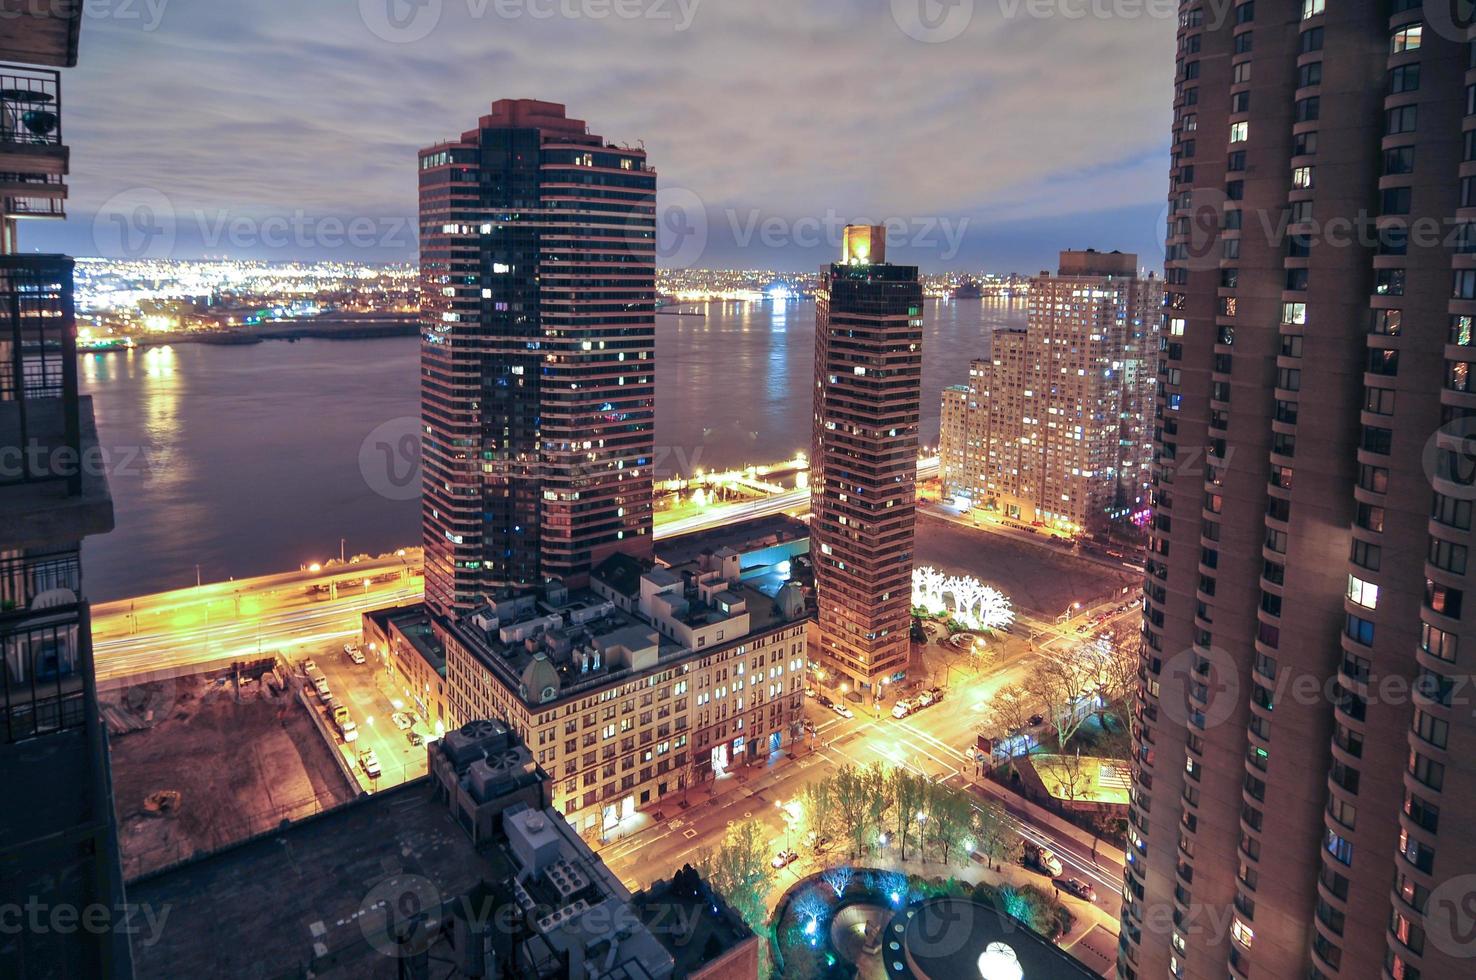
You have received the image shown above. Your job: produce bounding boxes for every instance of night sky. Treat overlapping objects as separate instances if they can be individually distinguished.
[30,0,1178,271]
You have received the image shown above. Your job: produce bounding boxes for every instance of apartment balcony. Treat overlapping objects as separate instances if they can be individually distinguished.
[0,65,68,223]
[0,1,84,68]
[0,555,87,744]
[0,255,112,550]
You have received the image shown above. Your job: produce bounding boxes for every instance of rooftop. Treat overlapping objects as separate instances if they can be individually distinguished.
[126,780,507,979]
[443,547,805,709]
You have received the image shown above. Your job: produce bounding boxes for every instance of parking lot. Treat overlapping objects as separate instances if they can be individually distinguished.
[296,643,431,793]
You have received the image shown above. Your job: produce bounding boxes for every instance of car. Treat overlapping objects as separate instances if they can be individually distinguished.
[391,712,413,731]
[342,643,358,657]
[804,834,831,853]
[814,694,834,709]
[359,749,382,779]
[771,849,799,869]
[406,731,424,747]
[1054,877,1096,902]
[1028,714,1045,727]
[301,658,317,672]
[1023,844,1064,877]
[804,687,816,698]
[832,702,855,719]
[347,647,366,665]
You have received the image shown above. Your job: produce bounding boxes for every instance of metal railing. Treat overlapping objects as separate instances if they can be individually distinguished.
[0,254,78,488]
[0,65,62,149]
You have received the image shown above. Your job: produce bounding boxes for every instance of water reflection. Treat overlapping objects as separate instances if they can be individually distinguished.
[79,299,1025,601]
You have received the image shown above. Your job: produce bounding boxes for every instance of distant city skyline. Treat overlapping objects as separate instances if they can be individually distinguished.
[21,2,1174,270]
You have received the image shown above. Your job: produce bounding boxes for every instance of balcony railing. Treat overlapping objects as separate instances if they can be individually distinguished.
[1,604,84,744]
[0,549,80,613]
[0,253,78,489]
[0,65,62,149]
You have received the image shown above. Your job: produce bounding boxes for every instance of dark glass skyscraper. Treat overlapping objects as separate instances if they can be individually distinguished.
[1126,4,1476,979]
[810,226,922,699]
[418,100,656,618]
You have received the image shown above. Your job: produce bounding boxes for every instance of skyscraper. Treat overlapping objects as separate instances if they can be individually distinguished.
[810,226,923,698]
[418,99,656,618]
[1126,5,1474,980]
[0,5,132,977]
[939,250,1159,537]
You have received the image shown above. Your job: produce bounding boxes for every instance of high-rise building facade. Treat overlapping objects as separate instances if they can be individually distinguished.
[1125,5,1475,980]
[939,250,1159,537]
[810,226,923,696]
[0,5,132,977]
[419,99,656,618]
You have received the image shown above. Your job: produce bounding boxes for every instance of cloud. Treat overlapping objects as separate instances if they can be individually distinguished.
[30,0,1174,269]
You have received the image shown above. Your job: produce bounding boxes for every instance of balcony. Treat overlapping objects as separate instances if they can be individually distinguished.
[0,255,112,549]
[1,582,86,745]
[0,65,67,223]
[0,1,84,68]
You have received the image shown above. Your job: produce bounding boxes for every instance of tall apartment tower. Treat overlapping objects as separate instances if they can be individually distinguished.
[418,99,656,618]
[939,251,1159,536]
[0,5,132,978]
[811,226,923,697]
[1126,5,1474,980]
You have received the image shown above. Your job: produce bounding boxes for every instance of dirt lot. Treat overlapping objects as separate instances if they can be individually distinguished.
[105,672,355,880]
[915,511,1137,618]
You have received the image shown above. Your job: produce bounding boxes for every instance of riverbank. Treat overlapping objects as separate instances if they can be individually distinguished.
[87,312,420,351]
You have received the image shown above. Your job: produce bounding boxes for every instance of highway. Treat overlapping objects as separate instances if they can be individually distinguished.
[92,458,941,680]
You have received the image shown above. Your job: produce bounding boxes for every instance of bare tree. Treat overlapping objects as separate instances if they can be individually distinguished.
[1052,750,1090,805]
[821,865,855,900]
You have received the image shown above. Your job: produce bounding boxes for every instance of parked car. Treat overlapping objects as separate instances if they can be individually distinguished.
[1023,842,1063,877]
[359,749,381,779]
[771,849,799,869]
[342,643,359,657]
[406,731,424,747]
[301,658,317,672]
[1028,714,1045,727]
[1054,877,1096,902]
[391,712,413,731]
[832,702,855,720]
[347,647,366,665]
[804,687,817,698]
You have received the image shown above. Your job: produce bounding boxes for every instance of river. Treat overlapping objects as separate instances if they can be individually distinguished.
[79,297,1026,600]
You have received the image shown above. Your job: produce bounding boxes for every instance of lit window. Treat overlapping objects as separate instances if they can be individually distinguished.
[1230,122,1249,143]
[1347,575,1379,610]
